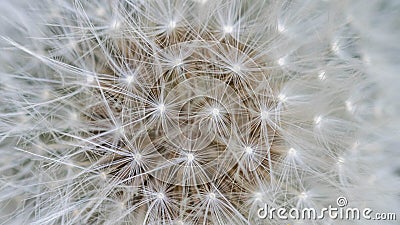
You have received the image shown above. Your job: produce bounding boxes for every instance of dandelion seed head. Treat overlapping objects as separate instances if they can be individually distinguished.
[1,0,398,224]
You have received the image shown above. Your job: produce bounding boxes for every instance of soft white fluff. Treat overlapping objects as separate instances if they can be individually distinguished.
[0,0,399,224]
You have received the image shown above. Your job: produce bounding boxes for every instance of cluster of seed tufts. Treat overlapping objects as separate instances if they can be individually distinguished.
[1,0,399,225]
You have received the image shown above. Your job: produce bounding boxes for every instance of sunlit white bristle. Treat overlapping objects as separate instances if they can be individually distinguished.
[223,25,233,34]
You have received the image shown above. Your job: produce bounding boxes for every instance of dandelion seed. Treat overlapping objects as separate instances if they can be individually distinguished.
[168,20,177,30]
[314,115,322,125]
[260,110,269,120]
[187,153,194,162]
[208,193,216,200]
[277,22,286,33]
[157,104,166,114]
[345,100,354,113]
[318,71,326,80]
[211,108,220,117]
[223,25,233,34]
[254,192,262,201]
[278,93,287,102]
[110,19,121,30]
[277,57,286,66]
[86,75,95,84]
[133,153,142,162]
[244,146,253,155]
[331,41,340,53]
[173,58,183,67]
[125,75,135,85]
[299,192,308,200]
[157,192,165,200]
[231,64,241,74]
[117,126,125,135]
[337,157,345,164]
[288,147,297,157]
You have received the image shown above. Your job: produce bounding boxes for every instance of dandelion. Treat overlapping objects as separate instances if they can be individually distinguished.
[0,0,399,224]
